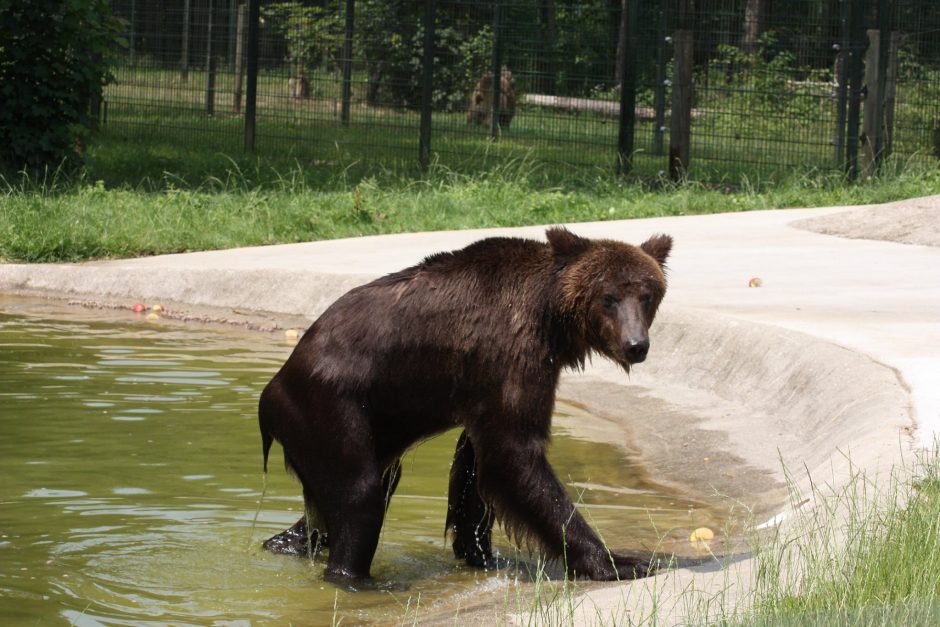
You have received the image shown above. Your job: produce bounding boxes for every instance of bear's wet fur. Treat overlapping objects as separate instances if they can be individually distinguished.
[259,227,672,582]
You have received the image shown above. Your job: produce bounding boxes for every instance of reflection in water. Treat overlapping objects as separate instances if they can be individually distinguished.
[0,304,726,624]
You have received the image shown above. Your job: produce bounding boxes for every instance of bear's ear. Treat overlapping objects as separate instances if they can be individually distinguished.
[640,234,673,269]
[546,227,591,258]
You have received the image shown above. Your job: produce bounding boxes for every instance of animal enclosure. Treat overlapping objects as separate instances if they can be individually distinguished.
[104,0,940,180]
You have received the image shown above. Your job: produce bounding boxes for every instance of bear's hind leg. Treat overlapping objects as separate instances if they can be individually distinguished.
[263,459,401,558]
[315,468,387,582]
[289,407,388,580]
[262,513,325,556]
[262,451,329,556]
[446,431,496,568]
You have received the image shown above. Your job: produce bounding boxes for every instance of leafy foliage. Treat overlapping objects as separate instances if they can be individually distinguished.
[715,32,832,118]
[0,0,125,174]
[380,23,493,111]
[261,2,341,77]
[341,1,491,112]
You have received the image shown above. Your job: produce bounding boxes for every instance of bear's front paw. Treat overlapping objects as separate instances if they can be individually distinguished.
[570,551,653,581]
[612,554,651,580]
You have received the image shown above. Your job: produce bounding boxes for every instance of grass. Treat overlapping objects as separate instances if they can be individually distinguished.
[3,135,940,264]
[732,450,940,627]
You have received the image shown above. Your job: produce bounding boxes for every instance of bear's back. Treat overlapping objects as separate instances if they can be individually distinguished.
[301,236,557,390]
[353,236,552,303]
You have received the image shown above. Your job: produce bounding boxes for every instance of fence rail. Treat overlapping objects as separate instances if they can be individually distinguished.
[105,0,940,180]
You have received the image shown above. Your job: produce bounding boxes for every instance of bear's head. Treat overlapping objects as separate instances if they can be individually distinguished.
[547,227,672,371]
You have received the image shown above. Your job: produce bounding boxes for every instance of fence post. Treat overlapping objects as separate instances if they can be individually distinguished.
[181,0,191,83]
[884,31,900,157]
[244,0,259,151]
[833,0,849,166]
[228,0,237,66]
[129,0,136,65]
[652,0,668,156]
[205,0,216,116]
[669,29,693,181]
[617,0,639,175]
[844,0,866,181]
[862,29,881,177]
[489,1,503,139]
[341,0,355,126]
[419,0,437,170]
[874,0,894,165]
[233,2,246,115]
[861,0,896,175]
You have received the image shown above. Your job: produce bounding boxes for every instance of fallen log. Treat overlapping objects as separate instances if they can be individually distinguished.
[522,93,702,120]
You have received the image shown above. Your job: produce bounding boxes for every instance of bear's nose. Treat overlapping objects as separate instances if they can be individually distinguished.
[624,340,649,363]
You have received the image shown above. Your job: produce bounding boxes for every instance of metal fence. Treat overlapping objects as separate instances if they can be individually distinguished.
[104,0,940,180]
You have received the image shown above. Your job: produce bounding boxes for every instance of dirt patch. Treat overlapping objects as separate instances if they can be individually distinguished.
[792,195,940,247]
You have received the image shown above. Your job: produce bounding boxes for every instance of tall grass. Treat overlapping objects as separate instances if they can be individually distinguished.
[735,450,940,626]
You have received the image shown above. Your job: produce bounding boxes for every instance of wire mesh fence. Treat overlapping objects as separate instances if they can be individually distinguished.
[104,0,940,180]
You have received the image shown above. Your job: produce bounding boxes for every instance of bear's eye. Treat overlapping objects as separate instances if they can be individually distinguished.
[603,294,619,310]
[640,294,653,310]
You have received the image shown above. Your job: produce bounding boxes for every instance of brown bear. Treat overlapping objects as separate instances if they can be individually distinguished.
[258,227,672,583]
[467,66,516,128]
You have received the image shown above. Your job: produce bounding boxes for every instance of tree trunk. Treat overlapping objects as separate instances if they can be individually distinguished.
[742,0,764,53]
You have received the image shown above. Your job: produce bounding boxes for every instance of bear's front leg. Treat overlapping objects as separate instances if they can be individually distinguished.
[475,432,651,581]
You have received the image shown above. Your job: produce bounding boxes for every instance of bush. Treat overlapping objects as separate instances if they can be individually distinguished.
[0,0,124,174]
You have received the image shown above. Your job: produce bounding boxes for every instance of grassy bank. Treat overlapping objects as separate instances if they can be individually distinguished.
[735,453,940,627]
[458,452,940,626]
[2,146,939,263]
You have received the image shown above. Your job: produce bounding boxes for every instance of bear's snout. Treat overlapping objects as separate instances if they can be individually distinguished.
[624,339,650,363]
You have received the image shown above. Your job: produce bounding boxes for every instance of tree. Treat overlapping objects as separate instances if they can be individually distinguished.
[261,1,342,80]
[742,0,766,54]
[0,0,124,173]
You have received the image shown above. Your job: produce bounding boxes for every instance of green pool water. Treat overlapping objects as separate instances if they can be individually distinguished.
[0,301,724,625]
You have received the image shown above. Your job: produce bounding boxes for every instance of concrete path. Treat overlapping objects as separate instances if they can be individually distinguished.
[2,193,939,624]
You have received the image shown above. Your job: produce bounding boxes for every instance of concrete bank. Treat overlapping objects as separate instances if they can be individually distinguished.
[2,194,938,623]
